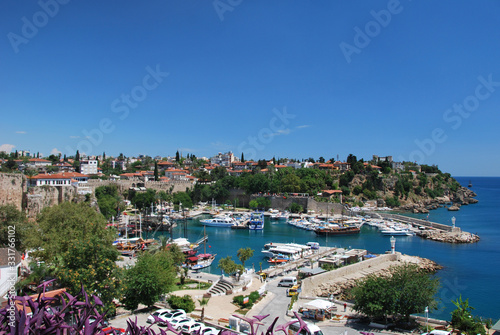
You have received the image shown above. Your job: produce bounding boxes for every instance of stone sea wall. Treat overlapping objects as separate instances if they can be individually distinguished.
[301,254,441,299]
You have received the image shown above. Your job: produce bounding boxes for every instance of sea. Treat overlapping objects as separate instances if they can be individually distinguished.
[154,177,500,321]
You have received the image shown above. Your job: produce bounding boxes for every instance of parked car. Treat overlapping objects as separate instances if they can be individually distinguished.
[169,317,194,331]
[147,308,171,324]
[158,310,187,326]
[102,326,127,334]
[199,326,218,335]
[181,321,204,334]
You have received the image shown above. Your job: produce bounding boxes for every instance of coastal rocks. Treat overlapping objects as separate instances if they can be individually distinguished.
[447,204,460,211]
[312,257,441,299]
[418,229,479,243]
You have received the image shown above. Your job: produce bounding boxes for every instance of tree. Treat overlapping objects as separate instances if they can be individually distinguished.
[351,263,439,323]
[288,203,303,214]
[218,256,241,276]
[122,251,177,311]
[249,200,258,209]
[154,161,159,181]
[168,295,196,313]
[318,157,325,163]
[58,235,122,314]
[450,296,486,335]
[237,247,254,269]
[27,202,115,264]
[176,150,180,162]
[173,191,193,209]
[198,297,209,321]
[0,205,34,252]
[75,150,80,161]
[241,152,245,162]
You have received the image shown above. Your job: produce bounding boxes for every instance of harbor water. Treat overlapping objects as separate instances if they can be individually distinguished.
[153,176,500,321]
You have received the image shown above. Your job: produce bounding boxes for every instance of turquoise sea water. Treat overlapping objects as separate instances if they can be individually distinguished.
[154,177,500,321]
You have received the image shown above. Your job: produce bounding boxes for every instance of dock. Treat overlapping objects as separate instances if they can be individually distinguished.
[375,213,455,232]
[261,246,339,278]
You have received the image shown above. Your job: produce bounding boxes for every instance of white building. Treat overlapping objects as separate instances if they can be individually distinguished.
[210,152,235,167]
[0,248,22,299]
[28,172,89,194]
[79,159,98,175]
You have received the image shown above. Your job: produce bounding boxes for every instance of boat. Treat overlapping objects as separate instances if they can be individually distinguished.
[185,227,216,270]
[314,225,360,236]
[277,212,290,221]
[248,212,265,230]
[380,227,415,236]
[268,254,289,263]
[468,180,472,187]
[200,216,237,228]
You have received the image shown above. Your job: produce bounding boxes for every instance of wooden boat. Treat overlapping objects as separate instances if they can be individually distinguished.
[314,225,360,236]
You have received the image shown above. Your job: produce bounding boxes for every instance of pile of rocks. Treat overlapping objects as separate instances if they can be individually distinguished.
[418,230,480,243]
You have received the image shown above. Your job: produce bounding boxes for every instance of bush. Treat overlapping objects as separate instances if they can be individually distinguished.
[288,203,303,213]
[248,291,260,303]
[167,294,196,313]
[385,196,401,208]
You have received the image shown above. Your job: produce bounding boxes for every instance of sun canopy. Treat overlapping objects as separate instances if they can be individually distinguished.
[304,299,334,310]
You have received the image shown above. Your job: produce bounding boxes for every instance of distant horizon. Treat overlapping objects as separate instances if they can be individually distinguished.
[1,1,499,177]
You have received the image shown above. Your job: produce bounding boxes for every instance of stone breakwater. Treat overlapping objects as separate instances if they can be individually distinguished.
[417,230,480,243]
[309,256,441,300]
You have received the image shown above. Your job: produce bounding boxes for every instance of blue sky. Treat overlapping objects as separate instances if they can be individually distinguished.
[1,1,499,176]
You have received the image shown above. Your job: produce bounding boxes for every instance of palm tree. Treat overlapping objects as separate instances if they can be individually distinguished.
[198,297,209,321]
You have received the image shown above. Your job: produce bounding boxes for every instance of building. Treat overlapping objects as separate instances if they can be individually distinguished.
[79,159,98,175]
[53,161,75,172]
[111,160,127,171]
[28,172,89,194]
[26,158,52,170]
[210,152,235,167]
[0,248,22,299]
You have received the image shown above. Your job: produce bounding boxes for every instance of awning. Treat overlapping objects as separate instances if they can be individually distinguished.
[187,256,198,262]
[304,299,334,310]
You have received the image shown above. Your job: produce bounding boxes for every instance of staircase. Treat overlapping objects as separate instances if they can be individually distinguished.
[207,278,234,296]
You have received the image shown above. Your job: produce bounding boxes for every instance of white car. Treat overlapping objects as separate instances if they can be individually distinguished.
[169,317,194,331]
[158,310,187,326]
[147,308,171,324]
[200,326,218,335]
[181,321,204,334]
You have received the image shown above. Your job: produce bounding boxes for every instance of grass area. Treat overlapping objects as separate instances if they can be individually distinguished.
[172,279,212,291]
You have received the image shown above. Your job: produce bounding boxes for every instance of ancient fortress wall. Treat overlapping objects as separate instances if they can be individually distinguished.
[0,173,25,210]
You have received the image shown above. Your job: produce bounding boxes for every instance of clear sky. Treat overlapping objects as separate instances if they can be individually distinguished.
[1,1,499,176]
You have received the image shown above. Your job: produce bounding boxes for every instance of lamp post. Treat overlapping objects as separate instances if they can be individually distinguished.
[390,236,396,254]
[425,306,429,333]
[451,216,456,229]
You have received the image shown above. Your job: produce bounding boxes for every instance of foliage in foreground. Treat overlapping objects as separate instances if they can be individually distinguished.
[1,282,312,335]
[351,263,440,323]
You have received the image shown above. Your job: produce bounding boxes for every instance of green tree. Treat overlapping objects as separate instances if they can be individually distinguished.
[237,247,254,269]
[122,251,177,311]
[154,161,159,181]
[58,235,122,314]
[0,204,34,252]
[288,203,303,213]
[175,150,180,162]
[173,191,193,209]
[249,200,258,209]
[218,256,242,277]
[241,152,244,162]
[352,263,439,323]
[168,295,196,313]
[27,202,115,263]
[450,296,486,335]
